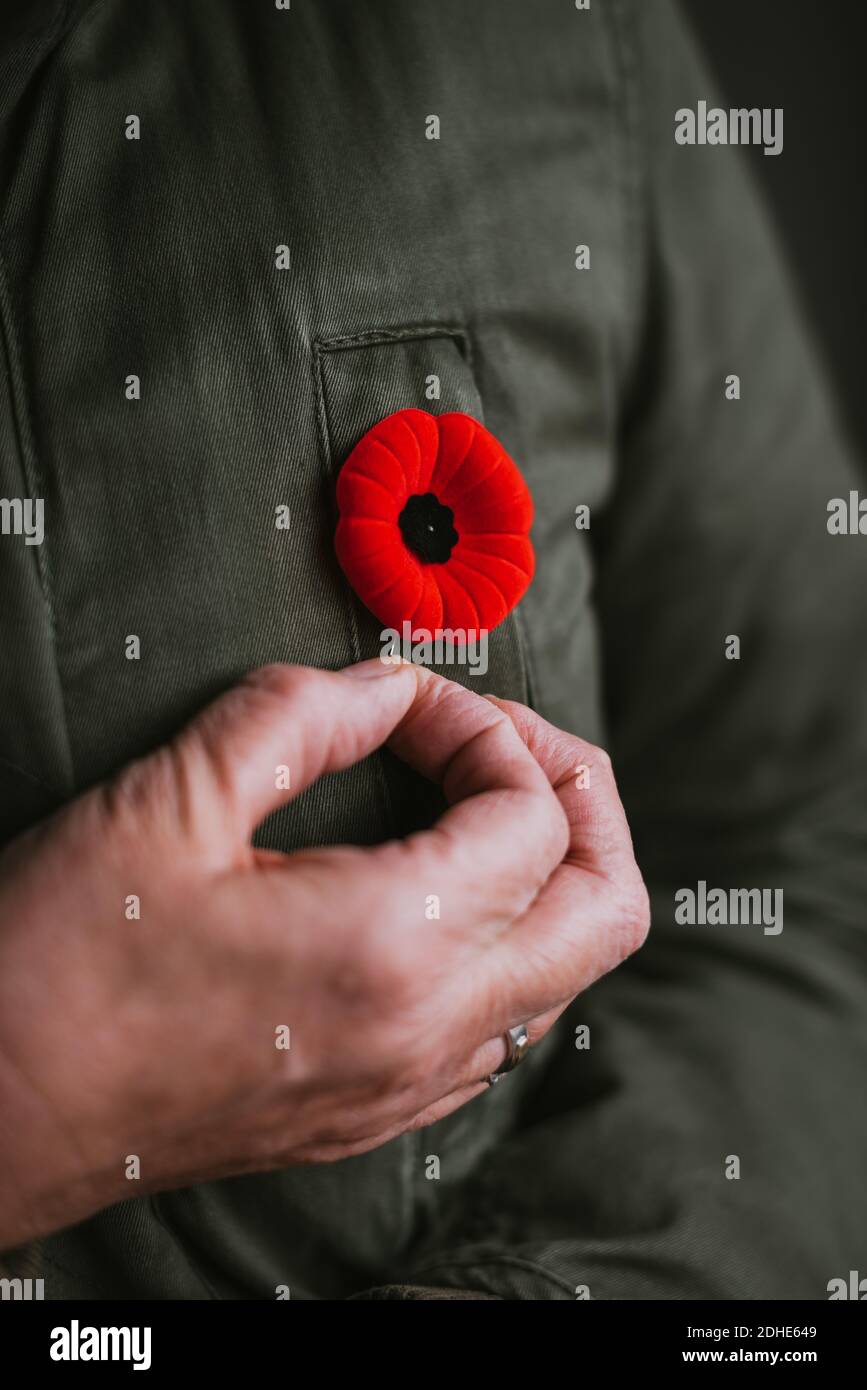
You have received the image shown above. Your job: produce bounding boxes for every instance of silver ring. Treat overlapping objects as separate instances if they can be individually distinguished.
[486,1023,530,1086]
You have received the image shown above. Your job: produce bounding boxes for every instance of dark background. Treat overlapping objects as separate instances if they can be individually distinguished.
[684,0,867,463]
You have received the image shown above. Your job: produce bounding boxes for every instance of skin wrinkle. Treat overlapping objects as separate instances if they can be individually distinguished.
[443,718,538,798]
[0,1033,93,1228]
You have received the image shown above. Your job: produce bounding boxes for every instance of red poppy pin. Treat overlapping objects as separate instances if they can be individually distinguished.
[334,409,534,632]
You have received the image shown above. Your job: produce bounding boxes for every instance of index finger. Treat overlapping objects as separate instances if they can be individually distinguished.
[380,668,570,925]
[477,699,651,1022]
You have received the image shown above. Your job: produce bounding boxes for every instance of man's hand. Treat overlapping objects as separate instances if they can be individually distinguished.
[0,661,648,1249]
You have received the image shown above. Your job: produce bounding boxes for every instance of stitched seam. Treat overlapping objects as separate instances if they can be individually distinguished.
[0,2,108,134]
[0,0,126,801]
[310,335,399,841]
[458,328,535,708]
[0,252,48,597]
[314,324,472,366]
[38,1247,80,1283]
[149,1194,220,1300]
[407,1252,580,1300]
[0,753,54,792]
[598,0,645,404]
[0,246,75,795]
[511,603,536,711]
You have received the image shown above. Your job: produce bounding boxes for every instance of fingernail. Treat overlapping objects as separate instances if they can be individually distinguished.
[341,657,408,680]
[481,693,502,704]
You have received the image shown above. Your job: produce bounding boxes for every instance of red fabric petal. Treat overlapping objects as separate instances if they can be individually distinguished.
[334,469,400,523]
[435,565,482,631]
[445,556,511,629]
[451,537,534,612]
[363,561,424,630]
[400,409,440,494]
[457,483,534,534]
[457,532,536,572]
[429,413,477,495]
[337,438,408,511]
[437,421,505,506]
[334,517,399,562]
[410,568,445,630]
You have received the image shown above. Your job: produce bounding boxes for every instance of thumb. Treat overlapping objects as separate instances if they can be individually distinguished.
[157,660,418,857]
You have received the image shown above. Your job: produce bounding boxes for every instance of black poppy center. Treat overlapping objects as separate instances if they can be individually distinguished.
[398,492,459,563]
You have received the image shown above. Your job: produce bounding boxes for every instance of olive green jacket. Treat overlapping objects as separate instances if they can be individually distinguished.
[1,0,866,1299]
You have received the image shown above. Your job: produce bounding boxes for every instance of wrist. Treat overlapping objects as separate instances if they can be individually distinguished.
[0,1046,118,1248]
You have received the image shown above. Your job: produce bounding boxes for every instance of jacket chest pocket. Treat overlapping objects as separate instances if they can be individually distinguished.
[311,325,532,837]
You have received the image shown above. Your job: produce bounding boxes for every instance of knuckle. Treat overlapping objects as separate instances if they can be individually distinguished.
[325,945,385,1013]
[242,662,312,700]
[373,942,421,1013]
[590,743,614,780]
[569,738,614,789]
[226,664,323,739]
[331,924,418,1017]
[562,739,616,799]
[617,873,652,958]
[98,746,181,855]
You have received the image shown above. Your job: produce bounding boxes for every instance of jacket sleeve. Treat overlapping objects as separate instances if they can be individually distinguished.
[595,0,867,955]
[410,0,867,1302]
[581,0,867,1294]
